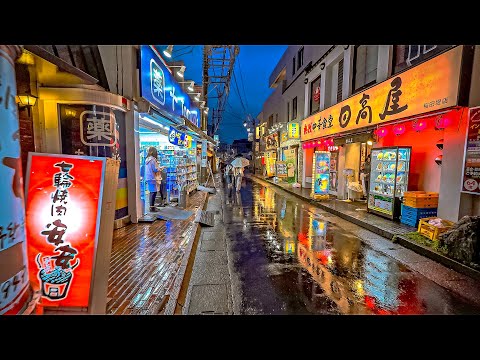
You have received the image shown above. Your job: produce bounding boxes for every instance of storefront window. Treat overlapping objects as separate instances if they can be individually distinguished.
[392,45,454,75]
[353,45,379,92]
[310,75,321,115]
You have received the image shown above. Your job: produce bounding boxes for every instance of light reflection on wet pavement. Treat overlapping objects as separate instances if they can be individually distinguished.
[224,179,480,315]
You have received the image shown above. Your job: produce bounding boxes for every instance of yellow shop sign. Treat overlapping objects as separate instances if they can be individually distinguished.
[301,46,463,141]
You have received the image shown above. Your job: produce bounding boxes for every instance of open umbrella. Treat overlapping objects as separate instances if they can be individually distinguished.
[230,157,250,168]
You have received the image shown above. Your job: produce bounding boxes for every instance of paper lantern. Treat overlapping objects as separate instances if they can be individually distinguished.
[393,124,406,136]
[376,128,388,138]
[413,120,427,132]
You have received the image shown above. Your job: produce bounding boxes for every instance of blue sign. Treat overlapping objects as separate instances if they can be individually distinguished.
[140,45,200,127]
[168,126,186,147]
[313,151,330,196]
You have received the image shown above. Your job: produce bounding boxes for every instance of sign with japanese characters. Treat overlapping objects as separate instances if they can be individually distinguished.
[276,161,288,178]
[288,122,299,139]
[462,107,480,194]
[168,126,186,147]
[301,46,463,141]
[0,47,30,315]
[313,151,330,198]
[140,45,200,127]
[265,133,279,150]
[25,153,105,308]
[284,148,297,183]
[280,132,288,144]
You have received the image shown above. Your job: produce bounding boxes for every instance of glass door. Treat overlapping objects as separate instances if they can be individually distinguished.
[395,147,411,197]
[368,147,396,218]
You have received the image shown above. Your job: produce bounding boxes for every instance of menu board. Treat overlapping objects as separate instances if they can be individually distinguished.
[313,151,330,198]
[276,161,288,178]
[329,151,338,192]
[462,107,480,194]
[284,148,297,183]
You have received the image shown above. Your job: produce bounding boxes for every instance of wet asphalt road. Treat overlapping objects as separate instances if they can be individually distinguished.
[223,178,480,315]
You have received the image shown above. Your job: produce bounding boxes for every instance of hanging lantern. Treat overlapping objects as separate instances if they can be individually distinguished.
[434,115,449,130]
[393,124,406,136]
[413,120,427,132]
[376,127,388,138]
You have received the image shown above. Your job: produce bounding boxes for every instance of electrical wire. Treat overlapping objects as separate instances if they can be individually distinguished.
[236,56,250,114]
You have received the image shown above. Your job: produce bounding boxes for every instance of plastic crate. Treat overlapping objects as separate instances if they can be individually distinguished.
[403,191,439,208]
[400,205,438,227]
[417,217,454,241]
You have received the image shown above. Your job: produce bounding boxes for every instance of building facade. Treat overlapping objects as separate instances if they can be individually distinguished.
[301,45,480,222]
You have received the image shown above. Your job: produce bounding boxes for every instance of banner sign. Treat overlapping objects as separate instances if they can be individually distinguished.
[276,161,288,178]
[284,148,297,183]
[140,45,199,127]
[462,107,480,194]
[265,133,279,150]
[168,126,186,147]
[288,122,300,139]
[25,153,105,308]
[301,46,463,141]
[281,132,288,144]
[0,47,30,315]
[313,151,331,197]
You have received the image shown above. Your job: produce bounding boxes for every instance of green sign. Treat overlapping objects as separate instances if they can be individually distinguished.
[284,148,297,183]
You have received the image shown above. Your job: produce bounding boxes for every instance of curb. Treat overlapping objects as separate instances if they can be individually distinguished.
[248,174,480,283]
[162,191,210,315]
[395,234,480,281]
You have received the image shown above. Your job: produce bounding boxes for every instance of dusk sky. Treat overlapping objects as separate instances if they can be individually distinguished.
[166,45,287,144]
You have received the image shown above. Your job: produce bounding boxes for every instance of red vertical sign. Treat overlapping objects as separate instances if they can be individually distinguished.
[462,107,480,194]
[25,154,105,308]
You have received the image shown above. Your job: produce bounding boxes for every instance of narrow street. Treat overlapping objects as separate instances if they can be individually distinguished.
[221,177,480,315]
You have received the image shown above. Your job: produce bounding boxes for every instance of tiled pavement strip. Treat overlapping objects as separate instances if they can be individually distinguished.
[106,190,208,315]
[247,174,480,307]
[173,174,234,315]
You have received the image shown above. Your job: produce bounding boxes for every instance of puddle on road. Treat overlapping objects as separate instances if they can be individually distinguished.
[224,181,480,315]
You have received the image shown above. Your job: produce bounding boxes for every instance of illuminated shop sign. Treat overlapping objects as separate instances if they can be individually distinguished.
[288,123,299,139]
[25,153,105,308]
[168,126,186,147]
[140,45,199,127]
[301,46,463,141]
[265,133,279,150]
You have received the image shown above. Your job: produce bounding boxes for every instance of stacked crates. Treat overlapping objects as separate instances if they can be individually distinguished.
[401,191,439,227]
[403,191,439,208]
[400,204,438,227]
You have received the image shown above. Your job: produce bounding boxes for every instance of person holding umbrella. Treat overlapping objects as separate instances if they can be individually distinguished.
[230,154,250,192]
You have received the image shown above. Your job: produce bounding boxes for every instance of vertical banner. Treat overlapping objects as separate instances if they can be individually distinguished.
[201,140,207,168]
[0,46,31,315]
[25,153,105,309]
[284,148,297,183]
[313,151,331,199]
[462,107,480,194]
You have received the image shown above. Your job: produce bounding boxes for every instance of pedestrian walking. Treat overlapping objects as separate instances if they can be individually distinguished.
[144,146,161,212]
[233,165,244,192]
[224,164,234,188]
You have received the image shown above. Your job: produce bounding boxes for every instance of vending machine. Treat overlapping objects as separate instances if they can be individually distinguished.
[368,146,411,219]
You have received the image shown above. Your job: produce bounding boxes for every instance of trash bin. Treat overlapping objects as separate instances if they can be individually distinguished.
[178,185,187,209]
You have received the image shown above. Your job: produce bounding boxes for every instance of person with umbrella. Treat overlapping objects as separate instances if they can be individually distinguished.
[230,154,250,192]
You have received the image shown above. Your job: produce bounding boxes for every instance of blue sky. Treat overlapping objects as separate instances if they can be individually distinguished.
[167,45,287,144]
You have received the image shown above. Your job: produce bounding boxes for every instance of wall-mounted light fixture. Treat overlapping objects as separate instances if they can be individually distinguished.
[179,80,194,92]
[169,64,186,78]
[163,45,174,58]
[16,91,38,117]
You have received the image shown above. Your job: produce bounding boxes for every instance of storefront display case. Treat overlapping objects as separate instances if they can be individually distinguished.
[368,146,411,219]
